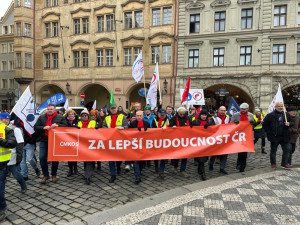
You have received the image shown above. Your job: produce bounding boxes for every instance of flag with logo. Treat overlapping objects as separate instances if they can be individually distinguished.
[132,51,144,82]
[181,77,191,104]
[147,62,159,110]
[227,97,240,117]
[64,99,69,110]
[92,100,96,110]
[110,88,116,105]
[11,86,40,135]
[268,83,284,113]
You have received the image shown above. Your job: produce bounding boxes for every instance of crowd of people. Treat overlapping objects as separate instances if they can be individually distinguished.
[0,101,299,221]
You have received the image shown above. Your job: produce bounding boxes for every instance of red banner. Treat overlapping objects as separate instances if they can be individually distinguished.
[48,121,255,161]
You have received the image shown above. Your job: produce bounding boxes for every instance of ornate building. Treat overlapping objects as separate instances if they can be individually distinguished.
[175,0,300,110]
[14,0,176,109]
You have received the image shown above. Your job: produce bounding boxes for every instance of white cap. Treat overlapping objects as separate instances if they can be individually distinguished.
[177,107,187,112]
[240,103,249,109]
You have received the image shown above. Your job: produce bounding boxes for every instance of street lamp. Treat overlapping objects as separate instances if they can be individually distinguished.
[163,79,168,94]
[6,92,15,110]
[66,82,72,94]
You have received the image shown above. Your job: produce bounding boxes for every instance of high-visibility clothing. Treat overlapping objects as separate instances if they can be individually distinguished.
[0,123,12,162]
[105,114,124,128]
[253,115,263,129]
[154,118,169,128]
[77,120,96,128]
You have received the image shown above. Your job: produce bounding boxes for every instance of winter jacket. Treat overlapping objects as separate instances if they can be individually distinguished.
[65,116,80,128]
[289,115,300,144]
[169,115,191,127]
[0,124,17,170]
[8,126,24,166]
[129,120,150,130]
[152,116,169,128]
[14,117,39,145]
[143,113,156,128]
[34,113,67,142]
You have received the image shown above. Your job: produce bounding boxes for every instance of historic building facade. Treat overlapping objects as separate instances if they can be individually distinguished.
[0,2,17,111]
[14,0,176,109]
[176,0,300,110]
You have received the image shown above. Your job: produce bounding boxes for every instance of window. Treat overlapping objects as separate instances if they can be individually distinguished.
[135,11,143,28]
[274,5,287,26]
[9,61,14,71]
[215,11,226,31]
[9,43,14,53]
[107,15,114,31]
[16,53,21,68]
[152,9,161,26]
[163,7,172,25]
[3,26,8,35]
[151,46,160,63]
[44,53,50,68]
[82,51,88,67]
[9,79,14,89]
[240,46,252,65]
[16,0,21,6]
[53,22,58,36]
[272,44,285,64]
[73,51,79,67]
[10,25,14,34]
[24,0,31,7]
[25,53,32,68]
[2,44,7,53]
[45,23,50,37]
[190,14,200,33]
[53,53,58,68]
[241,8,253,29]
[2,79,8,89]
[53,0,58,6]
[124,48,132,65]
[298,4,300,25]
[213,48,224,66]
[162,45,171,63]
[74,0,80,2]
[97,16,104,32]
[16,22,21,36]
[2,61,7,71]
[125,12,133,29]
[297,44,300,64]
[134,47,141,60]
[106,49,113,66]
[45,0,51,7]
[74,19,80,34]
[82,18,89,33]
[188,50,199,68]
[96,50,103,66]
[24,23,32,37]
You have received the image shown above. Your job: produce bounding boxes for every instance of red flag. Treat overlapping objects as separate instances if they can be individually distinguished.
[181,77,191,104]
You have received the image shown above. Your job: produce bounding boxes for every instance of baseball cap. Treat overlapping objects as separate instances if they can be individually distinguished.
[110,103,117,108]
[158,108,166,115]
[144,105,151,110]
[0,112,11,120]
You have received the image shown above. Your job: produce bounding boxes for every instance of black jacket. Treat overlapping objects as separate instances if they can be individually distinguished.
[192,117,214,127]
[129,120,150,131]
[34,113,67,142]
[14,117,39,145]
[263,111,294,142]
[0,125,17,169]
[65,116,80,128]
[169,115,191,127]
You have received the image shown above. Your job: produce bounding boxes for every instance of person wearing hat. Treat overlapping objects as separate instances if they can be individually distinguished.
[77,109,97,185]
[152,108,169,179]
[253,108,267,154]
[192,109,213,181]
[169,107,191,177]
[143,105,156,128]
[58,108,66,116]
[287,106,300,166]
[103,103,128,183]
[0,112,17,221]
[34,104,67,184]
[263,102,293,170]
[231,103,256,172]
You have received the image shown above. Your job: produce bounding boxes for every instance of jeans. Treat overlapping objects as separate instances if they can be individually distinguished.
[0,167,8,210]
[270,140,290,166]
[39,141,59,177]
[8,164,26,189]
[20,143,38,178]
[174,159,187,172]
[154,160,166,173]
[210,155,228,170]
[133,161,141,179]
[288,143,296,165]
[109,161,122,176]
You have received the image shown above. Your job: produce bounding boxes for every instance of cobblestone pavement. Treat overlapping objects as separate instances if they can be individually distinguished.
[105,169,300,225]
[2,143,300,225]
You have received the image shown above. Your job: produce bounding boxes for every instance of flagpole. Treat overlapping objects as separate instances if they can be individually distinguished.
[283,106,288,123]
[143,74,147,102]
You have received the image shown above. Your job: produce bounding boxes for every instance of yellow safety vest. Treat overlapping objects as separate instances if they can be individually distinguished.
[77,120,96,128]
[105,114,124,128]
[253,115,263,130]
[154,118,169,128]
[0,123,12,162]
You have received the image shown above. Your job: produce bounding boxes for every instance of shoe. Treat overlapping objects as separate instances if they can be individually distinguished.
[181,171,189,178]
[67,169,73,177]
[85,178,91,185]
[209,165,213,171]
[282,165,292,170]
[200,174,206,181]
[24,177,29,181]
[52,176,58,183]
[239,169,245,173]
[173,168,178,174]
[220,169,228,175]
[109,175,116,183]
[271,164,277,169]
[7,172,11,177]
[261,148,267,154]
[134,178,141,184]
[117,168,121,175]
[159,173,165,179]
[21,185,27,194]
[40,176,49,184]
[155,166,159,173]
[35,168,41,177]
[125,165,130,172]
[0,208,6,222]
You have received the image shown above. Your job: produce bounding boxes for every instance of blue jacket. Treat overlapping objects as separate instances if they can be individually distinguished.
[143,113,156,128]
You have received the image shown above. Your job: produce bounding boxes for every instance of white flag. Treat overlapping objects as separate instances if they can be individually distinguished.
[132,51,144,82]
[64,99,69,110]
[92,100,96,110]
[268,83,284,113]
[147,63,160,110]
[11,86,39,135]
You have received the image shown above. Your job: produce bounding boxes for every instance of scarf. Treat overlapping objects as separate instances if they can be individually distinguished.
[81,121,90,128]
[158,118,164,128]
[240,111,248,121]
[137,119,144,128]
[217,113,226,124]
[198,119,207,127]
[111,114,118,128]
[256,114,262,121]
[67,117,75,125]
[176,117,190,127]
[45,111,57,136]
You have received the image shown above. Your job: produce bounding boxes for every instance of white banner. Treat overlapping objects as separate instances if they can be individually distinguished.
[180,89,205,105]
[147,63,160,110]
[92,100,96,110]
[64,99,69,110]
[268,83,284,113]
[132,52,144,82]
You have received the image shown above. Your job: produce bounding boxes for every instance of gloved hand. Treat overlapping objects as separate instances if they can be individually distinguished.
[144,127,148,131]
[234,121,239,125]
[204,124,208,129]
[138,127,141,132]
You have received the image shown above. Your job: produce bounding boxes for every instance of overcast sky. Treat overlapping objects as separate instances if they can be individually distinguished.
[0,0,13,19]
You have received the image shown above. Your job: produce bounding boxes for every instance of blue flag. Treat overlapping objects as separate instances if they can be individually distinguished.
[38,93,66,111]
[227,97,240,117]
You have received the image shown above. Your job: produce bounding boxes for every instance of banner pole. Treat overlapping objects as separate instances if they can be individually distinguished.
[143,74,147,103]
[283,105,288,123]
